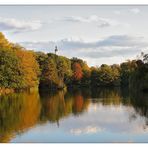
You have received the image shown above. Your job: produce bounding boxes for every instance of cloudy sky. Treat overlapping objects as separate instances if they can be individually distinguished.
[0,5,148,66]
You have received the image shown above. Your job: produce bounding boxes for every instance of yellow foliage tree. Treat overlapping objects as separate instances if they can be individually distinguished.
[14,45,40,88]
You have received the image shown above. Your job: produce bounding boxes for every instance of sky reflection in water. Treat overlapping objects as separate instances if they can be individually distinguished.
[0,87,147,143]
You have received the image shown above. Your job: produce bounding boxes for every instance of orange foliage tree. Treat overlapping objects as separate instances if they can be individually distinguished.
[14,46,40,88]
[72,62,83,82]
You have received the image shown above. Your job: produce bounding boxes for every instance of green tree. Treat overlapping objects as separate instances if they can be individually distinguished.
[57,56,72,88]
[40,57,59,89]
[120,60,136,86]
[90,67,100,86]
[0,48,23,89]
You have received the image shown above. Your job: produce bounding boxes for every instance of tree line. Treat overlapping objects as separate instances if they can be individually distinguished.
[0,32,148,92]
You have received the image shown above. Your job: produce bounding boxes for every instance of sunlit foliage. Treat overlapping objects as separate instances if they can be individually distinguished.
[0,33,39,90]
[1,32,148,92]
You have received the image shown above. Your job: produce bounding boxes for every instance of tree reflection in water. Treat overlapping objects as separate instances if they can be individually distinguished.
[0,87,147,142]
[39,89,90,125]
[129,90,148,126]
[0,90,41,142]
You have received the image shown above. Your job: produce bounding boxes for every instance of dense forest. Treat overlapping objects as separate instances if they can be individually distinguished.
[0,32,148,94]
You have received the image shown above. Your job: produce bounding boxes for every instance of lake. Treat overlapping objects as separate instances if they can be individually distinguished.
[0,87,147,143]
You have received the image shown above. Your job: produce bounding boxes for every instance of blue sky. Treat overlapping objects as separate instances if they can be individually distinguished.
[0,5,148,66]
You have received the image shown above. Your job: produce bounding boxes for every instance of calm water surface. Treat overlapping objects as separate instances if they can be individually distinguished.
[0,87,147,143]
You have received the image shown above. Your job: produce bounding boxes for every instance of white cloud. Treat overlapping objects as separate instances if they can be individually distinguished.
[114,10,121,15]
[129,8,140,14]
[97,22,110,28]
[19,35,148,66]
[0,17,42,33]
[20,35,148,51]
[57,15,101,23]
[70,125,102,135]
[114,8,140,15]
[55,15,123,28]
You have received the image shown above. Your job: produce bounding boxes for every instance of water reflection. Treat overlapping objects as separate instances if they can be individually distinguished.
[129,90,148,126]
[39,89,90,125]
[0,91,41,142]
[0,87,147,142]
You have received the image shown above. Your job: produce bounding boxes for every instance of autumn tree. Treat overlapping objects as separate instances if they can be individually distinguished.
[72,62,83,84]
[15,47,40,88]
[0,32,12,49]
[0,33,40,90]
[71,57,91,86]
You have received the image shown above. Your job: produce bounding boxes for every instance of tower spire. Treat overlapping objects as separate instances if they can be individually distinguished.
[55,46,58,55]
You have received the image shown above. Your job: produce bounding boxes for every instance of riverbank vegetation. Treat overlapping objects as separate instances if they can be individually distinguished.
[0,32,148,93]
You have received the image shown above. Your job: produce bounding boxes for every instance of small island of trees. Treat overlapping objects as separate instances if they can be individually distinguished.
[0,32,148,94]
